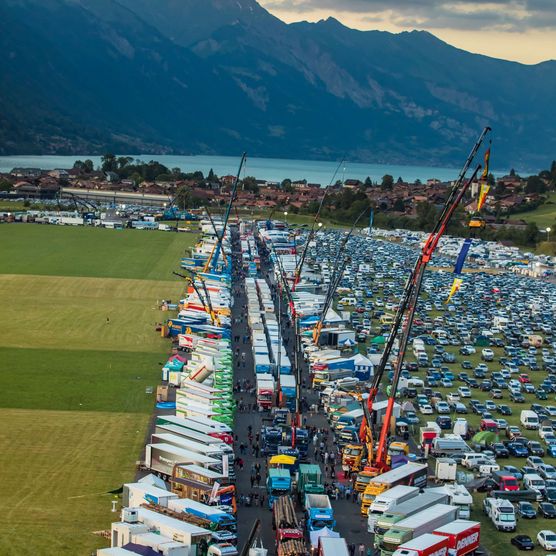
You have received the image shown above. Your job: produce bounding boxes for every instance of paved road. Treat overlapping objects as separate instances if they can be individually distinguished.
[231,227,373,554]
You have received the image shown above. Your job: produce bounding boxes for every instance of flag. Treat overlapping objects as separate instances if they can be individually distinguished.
[369,209,374,233]
[453,238,473,274]
[446,277,463,303]
[481,147,491,180]
[477,184,490,211]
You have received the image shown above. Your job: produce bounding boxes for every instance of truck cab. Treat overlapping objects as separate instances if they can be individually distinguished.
[266,468,292,508]
[342,444,364,472]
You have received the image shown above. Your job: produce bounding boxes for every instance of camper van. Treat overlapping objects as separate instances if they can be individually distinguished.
[520,410,540,430]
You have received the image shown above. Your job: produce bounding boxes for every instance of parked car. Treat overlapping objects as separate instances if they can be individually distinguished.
[538,530,556,550]
[540,502,556,519]
[516,501,537,519]
[511,535,535,550]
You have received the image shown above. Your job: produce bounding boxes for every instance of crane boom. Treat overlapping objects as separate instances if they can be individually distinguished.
[208,152,246,272]
[362,126,491,472]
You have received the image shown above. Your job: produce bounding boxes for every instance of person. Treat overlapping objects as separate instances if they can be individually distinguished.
[255,472,261,486]
[358,543,365,556]
[348,543,356,556]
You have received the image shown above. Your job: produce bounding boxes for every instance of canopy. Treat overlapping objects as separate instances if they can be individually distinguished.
[269,455,296,465]
[309,527,340,548]
[371,335,386,344]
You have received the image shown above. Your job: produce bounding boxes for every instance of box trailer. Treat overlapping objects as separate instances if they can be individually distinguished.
[145,443,220,479]
[433,520,481,556]
[367,485,420,532]
[123,482,178,509]
[381,504,459,556]
[392,533,449,556]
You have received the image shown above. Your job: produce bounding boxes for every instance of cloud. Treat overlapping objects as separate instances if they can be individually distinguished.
[262,0,556,31]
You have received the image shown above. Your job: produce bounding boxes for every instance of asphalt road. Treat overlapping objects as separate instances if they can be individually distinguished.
[232,228,373,554]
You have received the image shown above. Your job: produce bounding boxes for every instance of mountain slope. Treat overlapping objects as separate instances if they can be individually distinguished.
[0,0,554,167]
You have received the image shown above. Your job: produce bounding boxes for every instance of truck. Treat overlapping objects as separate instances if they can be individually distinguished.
[305,494,336,531]
[433,520,481,556]
[380,504,459,556]
[297,464,324,497]
[257,374,275,409]
[319,537,349,556]
[167,498,237,533]
[430,435,470,461]
[366,486,420,532]
[144,443,220,479]
[267,468,292,508]
[273,495,308,556]
[392,533,450,556]
[155,415,233,444]
[491,471,520,492]
[428,484,473,519]
[361,463,428,515]
[482,497,516,532]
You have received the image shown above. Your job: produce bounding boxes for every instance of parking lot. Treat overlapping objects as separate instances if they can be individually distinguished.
[301,227,556,554]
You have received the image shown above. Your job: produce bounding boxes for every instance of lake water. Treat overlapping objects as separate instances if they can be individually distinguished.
[0,153,470,184]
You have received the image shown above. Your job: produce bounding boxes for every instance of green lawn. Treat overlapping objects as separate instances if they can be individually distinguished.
[0,225,197,554]
[520,193,556,229]
[0,224,193,279]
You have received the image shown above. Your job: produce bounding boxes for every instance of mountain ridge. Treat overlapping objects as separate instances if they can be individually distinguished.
[0,0,554,168]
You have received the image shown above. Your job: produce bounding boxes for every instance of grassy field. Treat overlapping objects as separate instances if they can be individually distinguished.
[0,225,192,279]
[0,225,196,555]
[520,193,556,229]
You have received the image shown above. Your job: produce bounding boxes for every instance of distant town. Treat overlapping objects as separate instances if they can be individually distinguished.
[1,155,555,249]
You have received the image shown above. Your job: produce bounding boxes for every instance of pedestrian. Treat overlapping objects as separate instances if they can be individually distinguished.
[358,543,365,556]
[254,443,260,458]
[313,433,318,447]
[324,451,329,465]
[238,458,244,470]
[348,543,356,556]
[256,472,261,487]
[250,475,255,488]
[239,443,246,455]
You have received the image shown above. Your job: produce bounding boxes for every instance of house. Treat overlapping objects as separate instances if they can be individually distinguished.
[344,179,362,189]
[12,181,39,196]
[48,169,69,179]
[10,167,41,179]
[105,171,120,183]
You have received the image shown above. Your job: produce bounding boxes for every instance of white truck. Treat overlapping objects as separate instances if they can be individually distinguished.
[367,485,420,532]
[428,484,473,519]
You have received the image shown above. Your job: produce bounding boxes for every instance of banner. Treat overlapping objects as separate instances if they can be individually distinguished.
[209,481,221,503]
[453,238,473,275]
[477,184,490,211]
[446,277,463,304]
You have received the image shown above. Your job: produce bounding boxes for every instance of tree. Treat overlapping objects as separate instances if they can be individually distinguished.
[207,168,217,182]
[83,159,94,173]
[524,221,539,245]
[364,176,372,187]
[101,153,117,173]
[117,156,133,169]
[156,173,173,182]
[414,178,422,187]
[0,179,13,192]
[551,160,556,181]
[397,176,404,184]
[525,175,546,194]
[175,186,191,210]
[381,174,394,190]
[242,176,259,194]
[393,198,405,212]
[494,182,507,197]
[487,173,495,186]
[281,179,293,193]
[510,168,516,177]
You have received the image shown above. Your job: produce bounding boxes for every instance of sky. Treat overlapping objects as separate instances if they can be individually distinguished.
[259,0,556,64]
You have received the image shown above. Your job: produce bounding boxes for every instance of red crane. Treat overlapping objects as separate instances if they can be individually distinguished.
[359,126,491,474]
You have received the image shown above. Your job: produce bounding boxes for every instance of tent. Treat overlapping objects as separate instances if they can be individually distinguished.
[269,455,296,466]
[371,335,386,344]
[309,527,340,548]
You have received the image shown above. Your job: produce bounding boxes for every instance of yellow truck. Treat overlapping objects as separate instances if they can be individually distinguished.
[359,462,428,515]
[342,444,364,472]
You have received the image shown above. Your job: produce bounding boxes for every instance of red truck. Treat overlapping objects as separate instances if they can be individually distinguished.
[433,520,481,556]
[493,471,520,492]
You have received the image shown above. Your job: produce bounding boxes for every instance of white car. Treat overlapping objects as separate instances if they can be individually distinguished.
[447,393,460,405]
[546,406,556,417]
[540,426,554,440]
[538,530,556,550]
[481,348,494,361]
[527,456,544,470]
[419,404,434,415]
[458,386,471,398]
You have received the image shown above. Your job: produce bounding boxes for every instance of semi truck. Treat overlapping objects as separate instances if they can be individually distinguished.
[366,486,420,532]
[155,415,233,444]
[433,520,481,556]
[273,495,308,556]
[360,463,428,515]
[267,468,292,508]
[379,504,458,556]
[297,464,324,497]
[305,494,336,531]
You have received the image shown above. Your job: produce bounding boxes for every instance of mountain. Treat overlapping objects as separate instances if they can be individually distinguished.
[0,0,554,168]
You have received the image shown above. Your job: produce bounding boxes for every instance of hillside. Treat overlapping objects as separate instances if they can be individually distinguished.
[0,0,554,167]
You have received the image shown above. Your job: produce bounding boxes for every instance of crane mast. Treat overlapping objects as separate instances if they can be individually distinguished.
[360,127,491,473]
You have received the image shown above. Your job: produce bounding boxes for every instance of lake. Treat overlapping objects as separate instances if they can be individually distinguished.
[0,153,476,184]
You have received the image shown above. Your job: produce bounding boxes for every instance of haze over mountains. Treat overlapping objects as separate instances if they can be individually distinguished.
[1,0,554,167]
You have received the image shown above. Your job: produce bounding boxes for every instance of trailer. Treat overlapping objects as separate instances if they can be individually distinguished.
[392,533,450,556]
[273,495,308,556]
[144,443,220,479]
[381,504,459,556]
[433,520,481,556]
[367,485,420,532]
[319,537,349,556]
[374,492,451,543]
[305,494,335,531]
